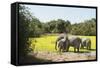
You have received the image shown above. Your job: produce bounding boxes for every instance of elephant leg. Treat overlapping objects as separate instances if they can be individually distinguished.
[87,45,90,50]
[87,45,89,50]
[66,45,69,52]
[74,47,76,52]
[89,45,91,50]
[59,47,61,52]
[81,44,84,49]
[77,47,79,52]
[87,44,90,50]
[88,43,91,50]
[87,46,89,50]
[60,45,63,52]
[64,46,67,52]
[62,45,65,52]
[77,44,80,52]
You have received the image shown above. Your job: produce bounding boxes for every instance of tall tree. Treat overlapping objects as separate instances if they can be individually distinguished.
[19,5,33,57]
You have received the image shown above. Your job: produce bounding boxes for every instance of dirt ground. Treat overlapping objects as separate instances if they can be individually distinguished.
[29,51,96,62]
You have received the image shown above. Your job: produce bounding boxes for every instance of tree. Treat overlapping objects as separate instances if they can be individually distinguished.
[19,5,33,57]
[65,20,71,33]
[29,17,43,37]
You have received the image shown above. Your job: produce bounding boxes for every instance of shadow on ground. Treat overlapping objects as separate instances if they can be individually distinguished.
[18,55,52,65]
[62,51,90,53]
[89,49,96,51]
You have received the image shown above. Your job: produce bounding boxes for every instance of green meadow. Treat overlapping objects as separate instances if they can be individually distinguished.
[29,34,96,53]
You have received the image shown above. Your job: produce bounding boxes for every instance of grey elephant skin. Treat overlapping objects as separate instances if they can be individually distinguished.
[81,38,91,50]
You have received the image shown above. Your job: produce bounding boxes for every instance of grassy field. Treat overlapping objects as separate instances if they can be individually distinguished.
[29,34,96,53]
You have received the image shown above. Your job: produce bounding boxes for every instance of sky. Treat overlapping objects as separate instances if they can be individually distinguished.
[23,4,96,24]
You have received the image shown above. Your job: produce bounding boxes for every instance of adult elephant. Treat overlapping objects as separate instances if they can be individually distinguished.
[81,38,91,50]
[55,32,67,50]
[67,37,81,52]
[56,36,69,52]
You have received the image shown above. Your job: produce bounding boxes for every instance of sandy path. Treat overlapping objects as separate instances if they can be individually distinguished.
[29,51,96,62]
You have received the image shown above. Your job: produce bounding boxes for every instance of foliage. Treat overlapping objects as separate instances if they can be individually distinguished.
[19,5,33,56]
[29,17,43,37]
[45,19,71,33]
[71,18,96,36]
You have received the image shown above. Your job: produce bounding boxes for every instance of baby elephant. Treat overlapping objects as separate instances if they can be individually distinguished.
[81,38,91,50]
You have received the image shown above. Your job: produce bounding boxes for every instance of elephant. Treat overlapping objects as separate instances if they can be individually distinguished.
[81,38,91,50]
[55,33,67,50]
[68,37,82,52]
[55,36,69,52]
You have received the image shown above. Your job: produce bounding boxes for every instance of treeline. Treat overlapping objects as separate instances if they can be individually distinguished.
[18,5,96,56]
[71,18,96,36]
[29,19,71,37]
[27,16,96,37]
[29,17,96,37]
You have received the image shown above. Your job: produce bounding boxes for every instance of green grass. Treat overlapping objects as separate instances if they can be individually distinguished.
[29,34,96,52]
